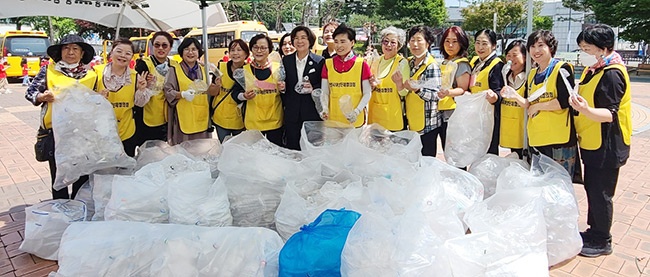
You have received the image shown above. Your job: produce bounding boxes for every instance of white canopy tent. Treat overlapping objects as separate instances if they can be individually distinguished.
[0,0,228,34]
[0,0,231,85]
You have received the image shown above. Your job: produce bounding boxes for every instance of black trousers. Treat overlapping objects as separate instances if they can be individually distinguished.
[420,127,441,157]
[48,157,87,200]
[122,135,139,157]
[283,121,303,151]
[262,127,284,147]
[487,115,500,155]
[437,121,448,150]
[584,165,620,243]
[133,107,167,147]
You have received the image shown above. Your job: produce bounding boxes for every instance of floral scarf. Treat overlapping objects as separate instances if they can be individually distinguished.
[589,51,624,73]
[54,61,88,79]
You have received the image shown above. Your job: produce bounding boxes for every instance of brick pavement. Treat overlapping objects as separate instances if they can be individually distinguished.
[1,77,650,276]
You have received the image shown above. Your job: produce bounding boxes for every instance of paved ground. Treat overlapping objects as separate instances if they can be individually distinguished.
[1,76,650,276]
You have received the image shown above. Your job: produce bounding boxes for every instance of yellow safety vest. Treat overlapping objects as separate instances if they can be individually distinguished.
[325,58,365,128]
[243,63,283,131]
[404,55,435,132]
[94,64,136,141]
[212,62,244,130]
[575,63,632,150]
[469,56,503,93]
[173,63,210,134]
[438,57,470,111]
[368,55,404,131]
[499,76,526,149]
[43,65,97,129]
[141,57,175,127]
[526,61,571,147]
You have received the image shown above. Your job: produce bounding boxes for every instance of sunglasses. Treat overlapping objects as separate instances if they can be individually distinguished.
[153,43,170,49]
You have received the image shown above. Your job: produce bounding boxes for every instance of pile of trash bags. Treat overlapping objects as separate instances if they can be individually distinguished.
[18,118,581,276]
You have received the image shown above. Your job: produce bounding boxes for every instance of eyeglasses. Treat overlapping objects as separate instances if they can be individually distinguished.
[252,46,269,52]
[382,40,398,46]
[153,43,169,49]
[183,48,199,53]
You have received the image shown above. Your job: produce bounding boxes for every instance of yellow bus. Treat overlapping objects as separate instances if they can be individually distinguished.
[0,30,50,78]
[185,20,268,66]
[311,27,326,53]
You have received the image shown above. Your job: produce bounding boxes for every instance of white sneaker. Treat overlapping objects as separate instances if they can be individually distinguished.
[5,89,12,94]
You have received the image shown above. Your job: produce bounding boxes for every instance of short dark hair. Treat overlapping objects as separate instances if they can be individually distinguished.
[333,24,355,42]
[527,30,557,56]
[249,33,273,52]
[505,39,527,58]
[408,25,436,47]
[322,21,340,31]
[576,24,615,51]
[474,29,497,45]
[228,39,250,59]
[111,38,135,54]
[179,37,204,58]
[440,26,469,59]
[278,33,292,56]
[291,26,316,49]
[151,31,173,46]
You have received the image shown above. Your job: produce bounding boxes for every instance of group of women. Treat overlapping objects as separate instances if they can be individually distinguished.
[25,22,630,259]
[432,24,630,259]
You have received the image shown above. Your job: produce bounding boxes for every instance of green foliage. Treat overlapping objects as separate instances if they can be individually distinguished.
[377,0,447,29]
[533,16,554,31]
[562,0,650,42]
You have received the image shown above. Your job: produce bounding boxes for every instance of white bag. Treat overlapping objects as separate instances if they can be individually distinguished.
[445,92,494,167]
[90,174,115,221]
[299,121,353,156]
[19,200,86,260]
[167,171,232,226]
[55,221,283,277]
[51,83,136,190]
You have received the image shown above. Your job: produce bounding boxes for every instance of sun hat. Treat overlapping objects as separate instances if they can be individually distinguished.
[47,34,95,64]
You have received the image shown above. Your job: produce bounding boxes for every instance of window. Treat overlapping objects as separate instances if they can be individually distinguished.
[207,32,234,49]
[240,31,266,43]
[6,36,49,56]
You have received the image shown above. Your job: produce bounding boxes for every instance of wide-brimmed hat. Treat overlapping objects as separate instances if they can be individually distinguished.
[47,34,95,64]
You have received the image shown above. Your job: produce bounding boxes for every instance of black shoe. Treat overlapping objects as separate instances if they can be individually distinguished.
[579,240,612,257]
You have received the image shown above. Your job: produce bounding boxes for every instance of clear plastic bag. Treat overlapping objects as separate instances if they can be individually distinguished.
[441,60,458,90]
[51,83,136,190]
[167,171,232,227]
[299,121,353,156]
[19,200,86,260]
[444,92,494,167]
[55,221,283,277]
[495,154,582,266]
[469,153,529,199]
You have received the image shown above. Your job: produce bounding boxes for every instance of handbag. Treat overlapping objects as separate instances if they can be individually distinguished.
[34,127,54,162]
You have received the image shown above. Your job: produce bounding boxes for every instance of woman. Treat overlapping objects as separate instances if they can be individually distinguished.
[316,21,340,59]
[95,38,148,157]
[134,31,176,146]
[279,33,296,58]
[281,26,325,150]
[524,30,577,175]
[499,40,527,158]
[231,34,285,146]
[367,26,410,131]
[25,34,98,199]
[570,24,631,258]
[438,26,471,150]
[320,25,372,128]
[212,39,249,142]
[399,25,443,156]
[469,29,504,155]
[164,37,219,145]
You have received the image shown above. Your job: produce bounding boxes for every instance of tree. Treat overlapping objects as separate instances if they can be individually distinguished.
[376,0,447,29]
[461,0,546,51]
[562,0,650,42]
[534,16,554,31]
